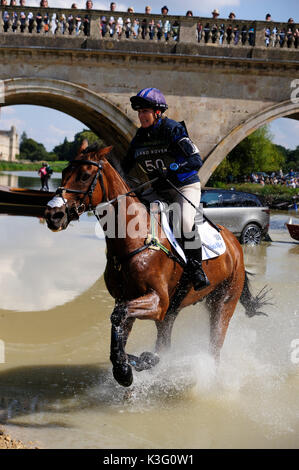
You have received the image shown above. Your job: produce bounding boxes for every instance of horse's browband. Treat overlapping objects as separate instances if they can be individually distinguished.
[55,158,106,208]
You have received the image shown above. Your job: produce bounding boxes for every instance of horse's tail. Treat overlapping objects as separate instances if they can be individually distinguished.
[240,271,273,317]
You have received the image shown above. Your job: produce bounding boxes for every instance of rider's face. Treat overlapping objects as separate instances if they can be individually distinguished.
[138,108,156,128]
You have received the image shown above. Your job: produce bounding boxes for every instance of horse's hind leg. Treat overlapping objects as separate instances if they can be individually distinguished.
[206,280,242,362]
[155,311,179,353]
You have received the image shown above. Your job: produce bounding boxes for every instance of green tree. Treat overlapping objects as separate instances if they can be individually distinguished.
[19,136,50,162]
[52,130,103,161]
[209,126,285,183]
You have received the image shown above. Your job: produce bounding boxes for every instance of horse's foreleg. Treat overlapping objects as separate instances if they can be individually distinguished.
[110,303,135,387]
[110,291,168,385]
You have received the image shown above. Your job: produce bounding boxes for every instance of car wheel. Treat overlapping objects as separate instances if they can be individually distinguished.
[240,223,262,245]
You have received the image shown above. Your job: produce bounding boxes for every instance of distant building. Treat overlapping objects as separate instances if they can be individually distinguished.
[0,126,19,161]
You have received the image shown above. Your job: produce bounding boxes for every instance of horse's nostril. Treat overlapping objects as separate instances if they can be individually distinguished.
[52,211,65,220]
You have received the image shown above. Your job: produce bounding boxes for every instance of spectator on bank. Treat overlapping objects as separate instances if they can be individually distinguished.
[86,0,92,9]
[212,9,220,19]
[19,0,25,5]
[145,6,151,14]
[38,163,50,191]
[40,0,48,6]
[265,13,271,21]
[71,3,78,7]
[186,10,193,17]
[127,6,134,13]
[0,0,7,5]
[110,2,116,11]
[228,12,236,19]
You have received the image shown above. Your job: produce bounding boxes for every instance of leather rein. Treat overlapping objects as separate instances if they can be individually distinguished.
[54,158,183,266]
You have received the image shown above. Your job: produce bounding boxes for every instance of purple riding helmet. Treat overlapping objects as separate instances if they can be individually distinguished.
[130,88,168,112]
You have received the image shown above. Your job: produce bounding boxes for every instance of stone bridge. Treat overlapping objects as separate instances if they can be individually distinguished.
[0,6,299,184]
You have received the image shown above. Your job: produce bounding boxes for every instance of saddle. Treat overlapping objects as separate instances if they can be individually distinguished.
[146,200,226,264]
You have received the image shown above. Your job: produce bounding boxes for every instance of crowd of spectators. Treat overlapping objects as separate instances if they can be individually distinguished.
[247,170,299,189]
[0,2,298,46]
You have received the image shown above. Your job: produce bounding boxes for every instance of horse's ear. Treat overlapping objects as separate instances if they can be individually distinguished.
[98,146,113,158]
[79,139,89,152]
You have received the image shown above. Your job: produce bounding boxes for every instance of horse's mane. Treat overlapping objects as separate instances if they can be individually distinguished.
[82,141,135,189]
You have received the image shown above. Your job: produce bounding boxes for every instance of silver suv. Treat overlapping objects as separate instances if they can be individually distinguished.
[201,189,270,245]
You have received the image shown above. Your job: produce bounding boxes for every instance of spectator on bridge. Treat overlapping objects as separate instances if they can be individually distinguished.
[161,5,169,16]
[84,0,92,36]
[71,3,78,8]
[228,12,236,19]
[19,0,25,4]
[0,0,7,5]
[110,2,116,11]
[20,9,26,32]
[294,28,299,48]
[145,6,151,14]
[212,9,220,19]
[186,10,193,17]
[100,15,108,36]
[10,0,16,5]
[127,6,134,13]
[40,0,48,6]
[265,13,271,21]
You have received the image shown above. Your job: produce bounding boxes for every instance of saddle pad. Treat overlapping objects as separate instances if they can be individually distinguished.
[158,201,226,262]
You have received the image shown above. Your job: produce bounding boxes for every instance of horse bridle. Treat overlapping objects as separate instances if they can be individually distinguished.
[55,159,106,219]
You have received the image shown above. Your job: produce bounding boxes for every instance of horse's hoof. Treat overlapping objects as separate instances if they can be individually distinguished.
[113,363,133,387]
[135,351,160,371]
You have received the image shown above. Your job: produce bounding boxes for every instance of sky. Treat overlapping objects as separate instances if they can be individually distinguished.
[0,0,298,152]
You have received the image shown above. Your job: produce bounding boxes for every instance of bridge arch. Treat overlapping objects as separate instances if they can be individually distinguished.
[199,100,299,186]
[1,77,137,156]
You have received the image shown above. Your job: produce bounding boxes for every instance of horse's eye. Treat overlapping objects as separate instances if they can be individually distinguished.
[81,173,91,182]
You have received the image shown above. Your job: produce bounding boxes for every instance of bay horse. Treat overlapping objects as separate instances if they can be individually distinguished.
[45,141,269,387]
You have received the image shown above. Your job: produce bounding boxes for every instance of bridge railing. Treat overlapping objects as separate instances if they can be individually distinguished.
[0,7,298,49]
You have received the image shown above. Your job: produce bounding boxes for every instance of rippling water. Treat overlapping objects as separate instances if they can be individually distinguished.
[0,204,298,449]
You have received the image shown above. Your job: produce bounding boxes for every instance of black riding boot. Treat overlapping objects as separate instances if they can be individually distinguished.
[185,246,210,291]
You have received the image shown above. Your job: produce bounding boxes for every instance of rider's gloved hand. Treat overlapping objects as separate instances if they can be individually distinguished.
[150,167,169,180]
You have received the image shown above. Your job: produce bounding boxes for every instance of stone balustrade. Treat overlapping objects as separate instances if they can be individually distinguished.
[0,6,298,49]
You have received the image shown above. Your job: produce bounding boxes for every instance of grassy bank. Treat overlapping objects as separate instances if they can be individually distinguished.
[211,182,298,206]
[0,161,68,172]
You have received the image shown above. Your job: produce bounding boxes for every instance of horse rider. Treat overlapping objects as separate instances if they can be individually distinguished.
[122,87,210,291]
